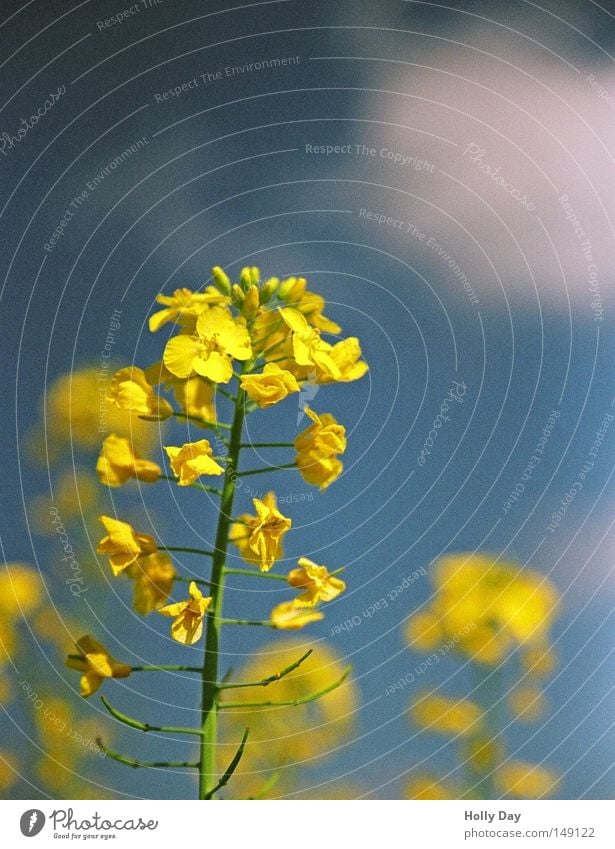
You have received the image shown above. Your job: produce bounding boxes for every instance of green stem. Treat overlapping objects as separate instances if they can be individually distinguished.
[198,375,247,800]
[222,567,288,582]
[237,462,296,478]
[130,665,202,673]
[220,618,276,627]
[218,649,312,689]
[160,475,223,495]
[100,695,202,736]
[202,729,249,800]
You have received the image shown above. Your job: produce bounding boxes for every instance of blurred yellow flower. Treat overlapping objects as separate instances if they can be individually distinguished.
[96,434,161,487]
[521,645,558,678]
[43,368,160,453]
[229,492,291,572]
[270,601,324,630]
[405,609,444,651]
[149,287,227,333]
[125,552,176,614]
[96,515,157,576]
[287,557,346,606]
[163,306,251,383]
[410,693,483,737]
[240,363,299,408]
[404,773,455,800]
[159,581,211,645]
[406,554,560,665]
[508,686,547,723]
[462,736,503,772]
[65,635,131,697]
[294,406,346,490]
[108,367,173,420]
[0,752,17,793]
[495,760,559,798]
[164,439,224,485]
[0,563,43,616]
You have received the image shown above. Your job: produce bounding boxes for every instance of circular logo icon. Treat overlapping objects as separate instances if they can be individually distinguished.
[19,810,46,837]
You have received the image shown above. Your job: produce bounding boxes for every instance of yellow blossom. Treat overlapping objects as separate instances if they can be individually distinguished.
[125,553,176,614]
[410,693,483,737]
[495,761,559,798]
[163,306,251,384]
[270,601,324,630]
[294,406,346,490]
[158,581,211,644]
[96,515,157,576]
[240,363,299,408]
[164,439,224,485]
[278,308,341,380]
[404,773,455,800]
[287,557,346,606]
[65,635,131,697]
[96,434,161,487]
[229,492,291,572]
[316,337,369,384]
[108,367,173,420]
[462,737,503,772]
[149,287,227,332]
[174,376,217,425]
[521,645,558,678]
[508,686,547,723]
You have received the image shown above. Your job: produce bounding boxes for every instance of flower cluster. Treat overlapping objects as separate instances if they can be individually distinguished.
[404,553,561,800]
[63,265,367,799]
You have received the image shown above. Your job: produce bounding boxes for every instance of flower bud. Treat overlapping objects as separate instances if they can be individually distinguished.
[240,266,260,291]
[231,284,245,306]
[211,266,231,296]
[259,277,279,304]
[278,276,299,301]
[241,285,259,319]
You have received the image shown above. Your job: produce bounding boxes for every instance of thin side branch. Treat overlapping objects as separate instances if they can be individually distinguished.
[220,666,351,709]
[100,695,203,736]
[97,737,199,770]
[202,728,250,800]
[237,462,296,478]
[223,567,288,582]
[218,649,313,690]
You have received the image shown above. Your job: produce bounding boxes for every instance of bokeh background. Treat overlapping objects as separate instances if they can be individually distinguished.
[0,0,613,800]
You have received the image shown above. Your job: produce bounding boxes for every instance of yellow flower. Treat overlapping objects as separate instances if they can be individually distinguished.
[410,693,483,737]
[240,363,299,408]
[294,406,346,490]
[158,581,211,644]
[173,376,217,426]
[278,276,341,334]
[508,686,547,723]
[495,761,559,798]
[0,563,43,617]
[163,306,251,384]
[270,601,324,630]
[404,773,455,800]
[96,434,161,487]
[125,553,176,614]
[108,367,173,420]
[278,308,341,380]
[229,493,291,572]
[96,515,157,576]
[164,439,224,485]
[405,610,444,651]
[287,557,346,606]
[316,337,369,384]
[149,287,227,332]
[65,635,131,697]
